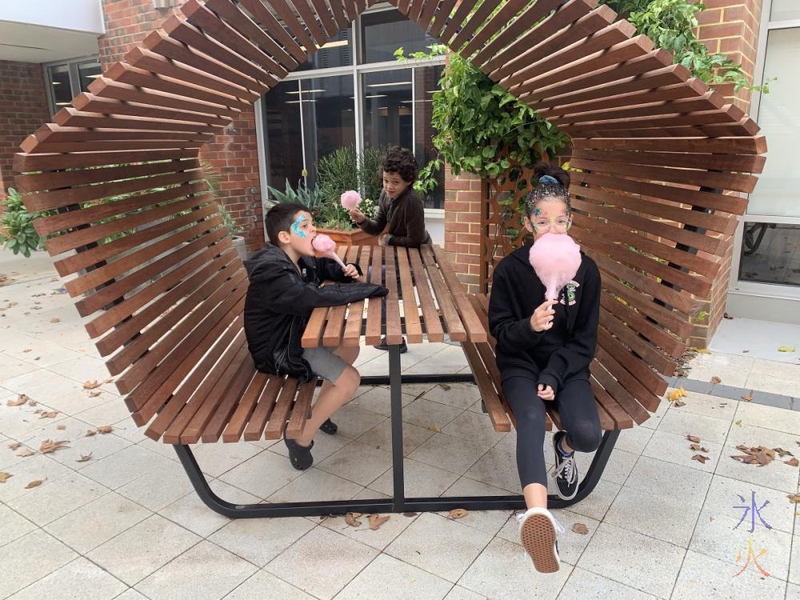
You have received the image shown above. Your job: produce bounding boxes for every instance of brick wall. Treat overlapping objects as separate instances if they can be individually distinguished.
[443,166,484,293]
[0,61,50,202]
[99,0,264,250]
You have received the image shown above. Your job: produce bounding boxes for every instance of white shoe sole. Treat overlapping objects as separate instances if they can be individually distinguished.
[519,511,560,573]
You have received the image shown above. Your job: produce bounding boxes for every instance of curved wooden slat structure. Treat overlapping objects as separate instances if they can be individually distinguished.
[14,0,765,443]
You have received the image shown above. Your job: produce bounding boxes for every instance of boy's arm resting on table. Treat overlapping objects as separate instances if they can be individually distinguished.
[358,191,388,236]
[489,266,546,352]
[250,263,387,316]
[316,257,362,282]
[386,194,427,247]
[538,262,601,394]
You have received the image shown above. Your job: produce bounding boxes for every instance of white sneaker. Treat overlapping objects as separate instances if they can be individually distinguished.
[517,507,563,573]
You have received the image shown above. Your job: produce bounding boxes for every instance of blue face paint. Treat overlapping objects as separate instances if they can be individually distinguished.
[532,207,542,216]
[291,214,307,238]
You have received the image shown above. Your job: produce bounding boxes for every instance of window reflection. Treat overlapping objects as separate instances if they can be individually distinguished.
[739,223,800,286]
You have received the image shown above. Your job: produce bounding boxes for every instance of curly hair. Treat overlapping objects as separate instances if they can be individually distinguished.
[525,161,571,217]
[380,146,418,183]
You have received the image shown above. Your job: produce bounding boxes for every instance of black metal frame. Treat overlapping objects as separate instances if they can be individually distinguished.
[173,344,621,518]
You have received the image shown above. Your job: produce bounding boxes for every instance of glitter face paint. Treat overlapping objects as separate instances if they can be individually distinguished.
[291,214,307,238]
[532,207,542,216]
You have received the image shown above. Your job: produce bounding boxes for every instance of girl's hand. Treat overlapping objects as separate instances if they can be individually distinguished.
[342,264,359,278]
[378,234,388,247]
[529,299,558,332]
[537,384,555,401]
[349,208,365,223]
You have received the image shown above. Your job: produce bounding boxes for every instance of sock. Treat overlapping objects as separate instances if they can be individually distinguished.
[557,434,574,456]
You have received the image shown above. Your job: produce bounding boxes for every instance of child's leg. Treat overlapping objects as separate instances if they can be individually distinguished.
[296,346,361,447]
[553,378,602,454]
[501,376,549,508]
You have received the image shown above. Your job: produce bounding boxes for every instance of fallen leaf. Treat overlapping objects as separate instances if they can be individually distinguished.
[403,512,418,518]
[427,426,442,433]
[741,394,753,402]
[96,425,113,434]
[76,452,93,463]
[39,410,58,419]
[39,439,69,454]
[687,434,701,444]
[448,508,469,520]
[16,448,34,457]
[7,442,21,450]
[735,420,742,427]
[438,383,451,391]
[788,494,800,504]
[691,347,712,354]
[28,399,37,406]
[785,458,799,467]
[87,391,102,398]
[25,479,43,489]
[723,312,733,320]
[368,514,390,530]
[742,349,749,353]
[571,523,589,535]
[711,376,722,384]
[56,424,66,430]
[344,512,363,527]
[0,472,13,483]
[777,346,796,353]
[84,430,97,437]
[6,394,29,407]
[23,348,32,353]
[667,387,687,402]
[82,380,101,389]
[690,443,710,453]
[49,317,60,323]
[672,399,686,407]
[731,445,775,466]
[692,454,710,464]
[774,448,794,457]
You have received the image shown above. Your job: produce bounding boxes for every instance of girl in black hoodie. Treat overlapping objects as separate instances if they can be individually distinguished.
[488,163,601,574]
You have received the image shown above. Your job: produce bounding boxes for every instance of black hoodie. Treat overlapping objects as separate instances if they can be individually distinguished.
[243,243,388,382]
[488,243,601,394]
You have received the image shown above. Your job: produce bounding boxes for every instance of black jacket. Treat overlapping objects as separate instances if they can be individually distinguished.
[357,187,432,247]
[488,244,601,394]
[243,244,388,382]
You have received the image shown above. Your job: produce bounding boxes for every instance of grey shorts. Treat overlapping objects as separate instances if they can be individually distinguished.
[303,346,348,382]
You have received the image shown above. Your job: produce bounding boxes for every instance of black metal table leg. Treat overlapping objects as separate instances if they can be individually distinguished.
[388,343,405,512]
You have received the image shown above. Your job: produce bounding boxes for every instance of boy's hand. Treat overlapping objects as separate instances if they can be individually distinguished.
[342,264,359,279]
[378,234,388,247]
[529,299,558,332]
[349,208,365,223]
[537,384,555,401]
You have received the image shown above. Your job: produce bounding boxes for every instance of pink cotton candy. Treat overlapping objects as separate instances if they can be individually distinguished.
[312,234,346,268]
[340,190,362,211]
[528,233,582,301]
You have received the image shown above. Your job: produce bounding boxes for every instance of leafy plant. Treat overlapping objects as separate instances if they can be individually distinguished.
[217,202,242,237]
[393,43,448,62]
[266,178,324,211]
[1,188,42,257]
[313,146,380,229]
[602,0,770,92]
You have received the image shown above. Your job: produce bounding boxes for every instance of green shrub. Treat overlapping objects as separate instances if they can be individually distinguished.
[1,188,42,257]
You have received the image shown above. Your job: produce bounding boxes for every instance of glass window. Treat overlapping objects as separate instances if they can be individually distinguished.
[77,60,102,91]
[362,70,412,151]
[48,65,73,110]
[771,0,800,22]
[749,28,800,217]
[263,81,304,196]
[738,223,800,286]
[413,64,445,209]
[45,56,102,115]
[297,28,353,72]
[361,8,437,63]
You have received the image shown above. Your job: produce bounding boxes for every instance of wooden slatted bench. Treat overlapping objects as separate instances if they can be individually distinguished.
[460,292,663,507]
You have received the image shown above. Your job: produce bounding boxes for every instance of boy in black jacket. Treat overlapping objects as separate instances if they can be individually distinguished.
[488,164,602,574]
[244,202,388,470]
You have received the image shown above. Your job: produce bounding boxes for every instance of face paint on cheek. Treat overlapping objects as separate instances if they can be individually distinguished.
[291,215,307,238]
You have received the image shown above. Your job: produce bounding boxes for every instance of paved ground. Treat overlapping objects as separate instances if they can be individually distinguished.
[2,248,800,599]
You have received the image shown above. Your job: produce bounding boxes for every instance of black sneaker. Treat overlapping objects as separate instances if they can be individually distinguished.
[373,337,408,353]
[319,418,338,435]
[552,431,579,500]
[284,438,314,470]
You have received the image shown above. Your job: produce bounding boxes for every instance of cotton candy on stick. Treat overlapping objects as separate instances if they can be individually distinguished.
[312,234,347,268]
[528,232,582,301]
[341,190,362,211]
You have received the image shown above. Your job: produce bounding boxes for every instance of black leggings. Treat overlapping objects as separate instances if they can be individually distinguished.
[502,375,602,488]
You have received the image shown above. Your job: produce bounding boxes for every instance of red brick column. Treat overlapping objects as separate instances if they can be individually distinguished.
[444,166,484,293]
[99,0,264,250]
[0,61,50,202]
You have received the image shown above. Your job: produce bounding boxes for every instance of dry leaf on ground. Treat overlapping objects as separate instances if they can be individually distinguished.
[777,346,796,353]
[775,448,794,458]
[87,391,101,398]
[690,443,710,453]
[692,454,710,464]
[16,448,34,457]
[741,394,753,402]
[7,442,21,450]
[0,472,12,483]
[438,383,451,391]
[344,512,363,527]
[711,376,722,384]
[667,387,687,402]
[39,410,58,419]
[448,508,469,520]
[735,420,743,427]
[39,439,69,454]
[85,430,97,437]
[76,452,93,463]
[427,426,441,433]
[49,317,60,323]
[7,394,29,407]
[25,479,43,489]
[96,425,113,434]
[788,494,800,504]
[82,380,101,390]
[368,514,390,530]
[731,445,774,466]
[56,424,66,430]
[687,434,701,444]
[785,458,799,467]
[571,523,589,535]
[23,348,32,353]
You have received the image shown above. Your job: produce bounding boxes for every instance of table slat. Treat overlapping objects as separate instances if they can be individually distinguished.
[396,247,424,343]
[384,247,404,345]
[408,248,444,343]
[419,246,466,341]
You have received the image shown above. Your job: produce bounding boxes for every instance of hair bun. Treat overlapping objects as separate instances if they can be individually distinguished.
[538,175,559,185]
